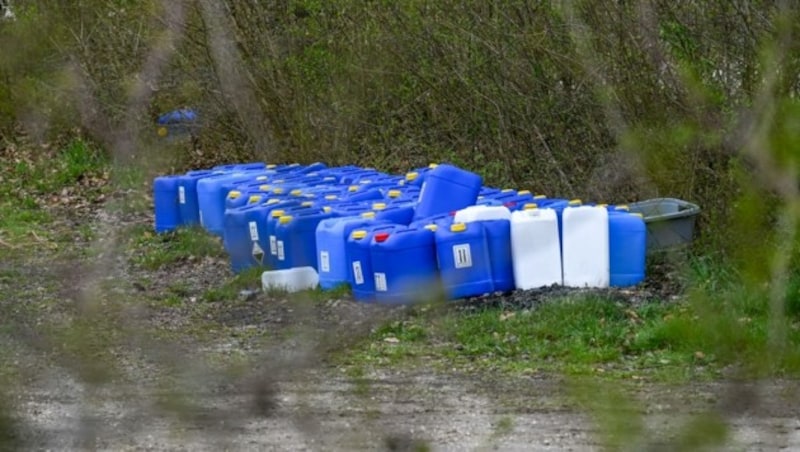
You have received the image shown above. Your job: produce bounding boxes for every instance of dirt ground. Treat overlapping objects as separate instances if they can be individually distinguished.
[2,195,800,451]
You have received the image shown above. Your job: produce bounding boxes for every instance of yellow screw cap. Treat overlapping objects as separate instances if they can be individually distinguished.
[228,190,241,199]
[501,188,515,193]
[406,172,419,181]
[271,210,285,218]
[248,195,262,203]
[568,199,582,206]
[518,190,531,195]
[387,190,401,198]
[259,184,271,191]
[266,198,280,205]
[372,202,387,210]
[348,185,359,192]
[278,215,292,224]
[351,230,367,240]
[267,164,277,169]
[616,204,630,211]
[598,203,608,208]
[361,212,376,219]
[323,206,331,213]
[256,176,268,181]
[290,189,303,196]
[428,163,439,169]
[450,223,467,232]
[632,213,644,218]
[424,224,438,232]
[301,201,314,207]
[523,203,538,210]
[273,188,284,194]
[534,194,547,200]
[325,195,338,200]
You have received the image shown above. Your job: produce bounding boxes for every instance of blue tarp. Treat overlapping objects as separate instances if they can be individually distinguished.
[157,108,198,125]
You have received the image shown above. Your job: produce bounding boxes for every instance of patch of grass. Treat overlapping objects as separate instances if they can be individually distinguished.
[0,138,109,251]
[492,416,515,437]
[339,269,800,382]
[202,266,264,302]
[128,225,225,271]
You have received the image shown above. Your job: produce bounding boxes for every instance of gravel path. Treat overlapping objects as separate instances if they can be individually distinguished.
[2,196,800,451]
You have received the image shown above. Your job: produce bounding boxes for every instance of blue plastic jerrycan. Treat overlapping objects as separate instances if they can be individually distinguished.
[263,203,314,268]
[223,199,293,273]
[196,170,272,236]
[370,226,440,305]
[224,183,273,212]
[316,216,388,290]
[435,222,494,300]
[345,224,404,302]
[384,186,421,203]
[413,163,483,221]
[153,175,182,233]
[340,169,385,185]
[212,162,267,172]
[479,186,502,197]
[404,163,439,187]
[177,170,216,226]
[343,187,386,203]
[482,219,515,293]
[274,209,338,270]
[608,208,647,287]
[408,212,456,230]
[363,202,415,226]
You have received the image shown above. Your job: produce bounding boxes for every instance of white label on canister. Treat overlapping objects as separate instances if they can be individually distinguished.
[178,186,186,204]
[277,240,285,261]
[248,221,259,241]
[320,251,330,273]
[353,261,364,285]
[453,244,472,269]
[269,235,277,255]
[374,272,387,292]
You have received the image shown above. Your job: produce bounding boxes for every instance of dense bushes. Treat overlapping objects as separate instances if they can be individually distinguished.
[1,0,798,255]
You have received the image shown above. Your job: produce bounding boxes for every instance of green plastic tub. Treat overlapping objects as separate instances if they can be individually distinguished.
[626,198,700,251]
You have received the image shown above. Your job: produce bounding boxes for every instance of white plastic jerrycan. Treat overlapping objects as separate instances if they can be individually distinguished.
[261,266,319,292]
[561,205,609,288]
[510,207,562,289]
[453,204,511,224]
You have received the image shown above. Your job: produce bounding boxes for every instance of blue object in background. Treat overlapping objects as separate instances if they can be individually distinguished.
[156,108,199,138]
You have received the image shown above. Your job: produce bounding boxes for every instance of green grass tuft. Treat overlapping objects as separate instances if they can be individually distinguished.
[129,225,226,271]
